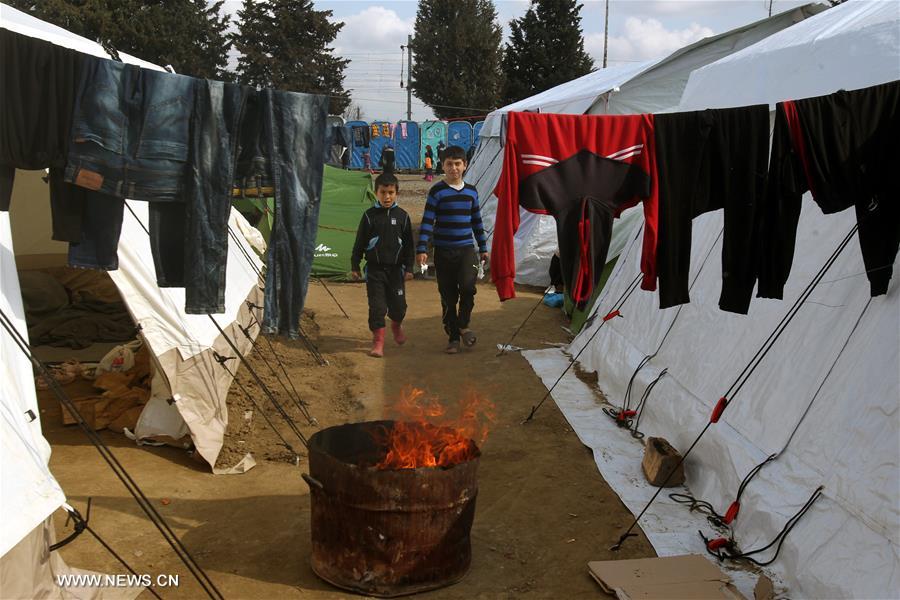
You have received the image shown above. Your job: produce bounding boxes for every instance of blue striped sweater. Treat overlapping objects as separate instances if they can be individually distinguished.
[416,181,488,254]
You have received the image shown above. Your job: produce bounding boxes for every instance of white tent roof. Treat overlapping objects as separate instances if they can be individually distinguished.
[478,60,655,138]
[553,2,900,597]
[680,0,900,110]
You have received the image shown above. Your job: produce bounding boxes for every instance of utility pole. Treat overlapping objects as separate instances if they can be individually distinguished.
[768,0,773,17]
[405,35,413,120]
[603,0,609,69]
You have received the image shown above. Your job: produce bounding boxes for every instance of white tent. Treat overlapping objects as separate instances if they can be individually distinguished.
[1,4,266,595]
[466,3,824,286]
[1,3,263,473]
[543,1,899,597]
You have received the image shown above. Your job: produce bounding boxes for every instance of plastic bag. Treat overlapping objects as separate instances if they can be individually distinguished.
[97,339,142,374]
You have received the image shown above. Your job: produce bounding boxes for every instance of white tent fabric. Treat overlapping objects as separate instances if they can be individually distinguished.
[468,3,823,287]
[1,5,263,475]
[1,215,140,600]
[551,2,900,596]
[679,0,900,111]
[0,212,65,558]
[1,3,266,593]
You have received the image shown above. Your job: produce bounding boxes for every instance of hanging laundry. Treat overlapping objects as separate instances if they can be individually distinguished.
[654,105,770,314]
[0,28,89,241]
[246,88,329,337]
[63,52,329,334]
[492,111,658,301]
[518,150,651,306]
[760,80,900,298]
[64,55,196,285]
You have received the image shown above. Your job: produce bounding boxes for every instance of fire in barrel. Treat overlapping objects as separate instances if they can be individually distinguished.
[304,388,495,597]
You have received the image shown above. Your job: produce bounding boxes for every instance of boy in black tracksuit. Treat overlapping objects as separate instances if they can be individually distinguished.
[351,172,415,357]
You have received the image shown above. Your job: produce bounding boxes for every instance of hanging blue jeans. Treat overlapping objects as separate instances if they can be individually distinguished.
[64,56,196,281]
[240,89,328,337]
[189,85,327,335]
[184,80,250,313]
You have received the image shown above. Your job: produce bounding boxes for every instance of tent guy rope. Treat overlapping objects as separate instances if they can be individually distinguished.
[610,224,858,552]
[0,309,224,600]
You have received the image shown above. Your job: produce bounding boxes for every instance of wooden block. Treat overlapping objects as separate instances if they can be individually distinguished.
[641,436,685,487]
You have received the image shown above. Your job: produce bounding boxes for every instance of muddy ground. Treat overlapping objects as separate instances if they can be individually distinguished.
[41,174,654,599]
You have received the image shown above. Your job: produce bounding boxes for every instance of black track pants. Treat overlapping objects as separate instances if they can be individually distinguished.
[366,264,407,330]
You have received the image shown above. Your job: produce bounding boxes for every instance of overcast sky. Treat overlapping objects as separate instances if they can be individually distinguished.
[222,0,815,120]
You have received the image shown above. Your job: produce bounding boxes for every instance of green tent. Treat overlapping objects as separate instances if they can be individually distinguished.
[313,166,375,279]
[232,165,374,281]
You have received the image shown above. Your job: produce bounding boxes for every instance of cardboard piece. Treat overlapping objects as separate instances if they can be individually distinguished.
[588,555,746,600]
[754,575,775,600]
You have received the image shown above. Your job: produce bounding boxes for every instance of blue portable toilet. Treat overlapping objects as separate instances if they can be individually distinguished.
[368,121,393,169]
[345,120,369,169]
[473,121,485,145]
[420,120,447,168]
[447,121,473,154]
[393,121,420,170]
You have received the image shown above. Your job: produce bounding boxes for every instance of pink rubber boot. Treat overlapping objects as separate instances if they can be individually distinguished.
[390,321,407,345]
[369,328,385,357]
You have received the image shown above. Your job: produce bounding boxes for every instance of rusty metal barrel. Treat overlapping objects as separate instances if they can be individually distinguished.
[303,420,480,597]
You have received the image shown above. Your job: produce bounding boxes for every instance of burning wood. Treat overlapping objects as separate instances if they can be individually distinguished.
[371,387,495,470]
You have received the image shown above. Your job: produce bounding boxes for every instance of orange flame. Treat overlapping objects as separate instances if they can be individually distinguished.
[372,386,495,470]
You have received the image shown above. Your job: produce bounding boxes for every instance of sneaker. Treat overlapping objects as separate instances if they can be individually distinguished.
[460,329,477,348]
[444,340,460,354]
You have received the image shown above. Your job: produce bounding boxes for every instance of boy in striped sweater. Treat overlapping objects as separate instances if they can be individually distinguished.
[416,145,489,354]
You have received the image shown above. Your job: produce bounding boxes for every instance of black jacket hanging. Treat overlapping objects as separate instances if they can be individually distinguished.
[518,149,652,306]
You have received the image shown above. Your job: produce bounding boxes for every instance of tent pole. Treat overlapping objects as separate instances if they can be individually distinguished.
[603,0,609,69]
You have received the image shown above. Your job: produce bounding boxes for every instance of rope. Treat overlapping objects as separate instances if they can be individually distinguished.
[608,228,724,424]
[610,225,858,551]
[668,493,728,529]
[701,486,824,566]
[316,277,351,319]
[628,368,668,439]
[53,502,165,600]
[208,317,309,448]
[123,204,320,427]
[235,316,316,426]
[213,352,300,459]
[226,226,265,286]
[711,296,874,526]
[296,322,329,366]
[522,273,643,424]
[496,286,552,356]
[0,310,223,600]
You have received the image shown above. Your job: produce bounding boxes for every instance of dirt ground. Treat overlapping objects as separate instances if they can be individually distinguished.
[41,174,655,599]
